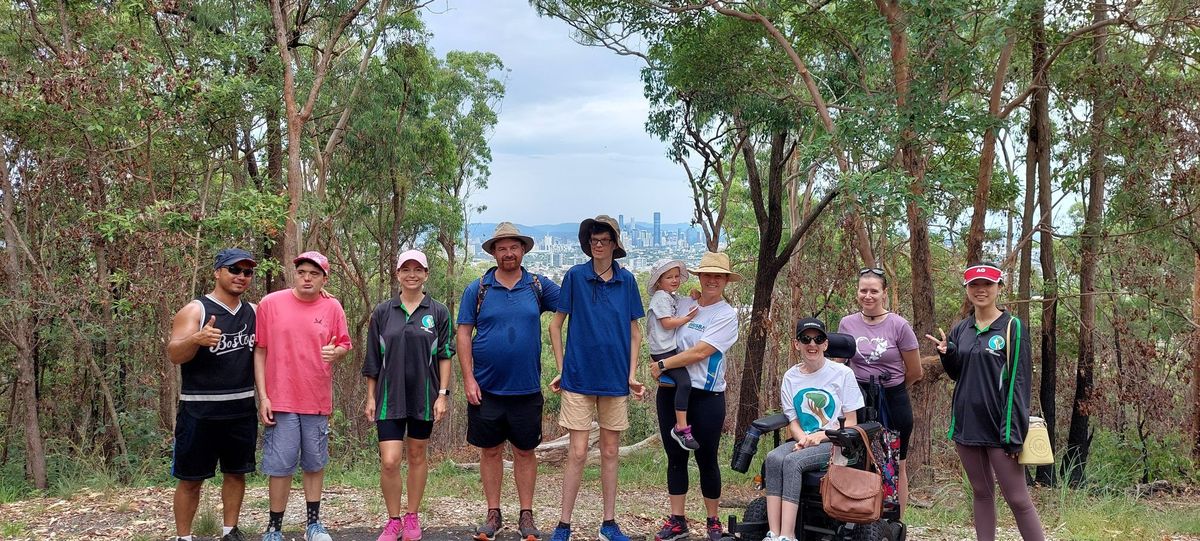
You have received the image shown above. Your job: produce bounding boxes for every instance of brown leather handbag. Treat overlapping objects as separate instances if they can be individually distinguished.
[820,425,884,524]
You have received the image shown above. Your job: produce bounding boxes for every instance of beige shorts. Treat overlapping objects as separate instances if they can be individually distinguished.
[558,390,629,431]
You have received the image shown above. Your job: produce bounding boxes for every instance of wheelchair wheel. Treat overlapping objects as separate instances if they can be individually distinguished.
[848,520,887,541]
[737,496,768,541]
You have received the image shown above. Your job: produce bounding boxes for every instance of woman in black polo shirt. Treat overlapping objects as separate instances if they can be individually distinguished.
[363,249,455,541]
[926,262,1044,541]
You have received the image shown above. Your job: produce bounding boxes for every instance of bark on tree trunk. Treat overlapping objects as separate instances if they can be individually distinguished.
[1,149,47,489]
[1065,2,1110,487]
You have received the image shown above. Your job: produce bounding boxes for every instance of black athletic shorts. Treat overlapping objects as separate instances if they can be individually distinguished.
[857,382,914,460]
[467,391,544,451]
[377,418,435,442]
[172,409,257,481]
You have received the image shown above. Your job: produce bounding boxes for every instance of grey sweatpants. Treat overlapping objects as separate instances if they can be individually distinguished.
[764,441,832,504]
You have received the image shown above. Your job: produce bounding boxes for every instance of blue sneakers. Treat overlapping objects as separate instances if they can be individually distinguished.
[599,522,631,541]
[549,525,572,541]
[306,521,333,541]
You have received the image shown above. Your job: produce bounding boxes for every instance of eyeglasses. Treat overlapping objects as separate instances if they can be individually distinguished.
[224,265,255,277]
[589,237,614,247]
[797,334,827,345]
[859,267,884,277]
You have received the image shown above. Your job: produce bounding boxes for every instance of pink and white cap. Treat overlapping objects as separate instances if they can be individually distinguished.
[293,251,330,274]
[962,264,1003,285]
[396,249,429,270]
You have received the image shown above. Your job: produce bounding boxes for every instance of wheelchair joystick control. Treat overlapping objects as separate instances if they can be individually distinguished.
[731,427,762,473]
[837,415,846,429]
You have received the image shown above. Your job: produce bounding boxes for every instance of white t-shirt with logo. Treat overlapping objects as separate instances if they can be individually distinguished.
[781,360,865,434]
[674,297,739,392]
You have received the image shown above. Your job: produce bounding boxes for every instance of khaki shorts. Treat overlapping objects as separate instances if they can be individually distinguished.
[558,390,629,431]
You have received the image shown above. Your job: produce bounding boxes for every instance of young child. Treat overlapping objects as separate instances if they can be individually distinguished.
[647,259,701,451]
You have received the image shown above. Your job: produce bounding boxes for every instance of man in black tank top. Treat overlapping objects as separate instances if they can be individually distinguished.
[166,248,259,541]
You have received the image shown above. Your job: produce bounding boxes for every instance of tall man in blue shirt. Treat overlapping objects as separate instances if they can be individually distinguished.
[548,215,645,541]
[458,222,561,541]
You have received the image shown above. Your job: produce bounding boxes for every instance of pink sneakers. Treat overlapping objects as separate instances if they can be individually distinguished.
[402,512,422,541]
[377,517,403,541]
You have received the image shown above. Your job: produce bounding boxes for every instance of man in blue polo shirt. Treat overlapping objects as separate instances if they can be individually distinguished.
[548,215,645,541]
[458,222,561,541]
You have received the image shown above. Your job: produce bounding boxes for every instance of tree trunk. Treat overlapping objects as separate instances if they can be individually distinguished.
[965,31,1017,264]
[1030,0,1057,486]
[1065,2,1111,486]
[875,0,937,487]
[1,149,47,489]
[1192,252,1200,463]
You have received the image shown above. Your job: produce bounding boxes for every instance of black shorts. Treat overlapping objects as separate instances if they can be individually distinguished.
[467,391,544,451]
[858,382,913,460]
[172,409,257,481]
[377,418,435,442]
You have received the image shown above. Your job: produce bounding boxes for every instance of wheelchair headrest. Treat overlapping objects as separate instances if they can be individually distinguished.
[825,332,855,359]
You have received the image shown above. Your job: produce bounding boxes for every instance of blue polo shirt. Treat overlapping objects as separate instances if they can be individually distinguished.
[458,268,560,395]
[558,260,645,396]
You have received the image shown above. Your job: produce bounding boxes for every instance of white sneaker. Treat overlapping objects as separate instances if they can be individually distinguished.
[763,531,777,541]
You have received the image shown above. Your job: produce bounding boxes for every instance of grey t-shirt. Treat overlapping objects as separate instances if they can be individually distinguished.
[646,290,680,354]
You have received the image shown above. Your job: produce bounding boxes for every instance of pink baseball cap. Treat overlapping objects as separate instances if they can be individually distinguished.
[396,249,429,270]
[293,251,330,274]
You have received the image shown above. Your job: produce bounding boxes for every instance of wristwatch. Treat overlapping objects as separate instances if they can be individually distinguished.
[656,359,666,371]
[437,388,451,396]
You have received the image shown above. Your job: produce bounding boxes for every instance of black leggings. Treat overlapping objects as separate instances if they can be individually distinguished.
[656,386,724,499]
[652,351,692,412]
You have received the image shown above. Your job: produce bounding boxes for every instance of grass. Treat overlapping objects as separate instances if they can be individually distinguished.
[0,521,27,538]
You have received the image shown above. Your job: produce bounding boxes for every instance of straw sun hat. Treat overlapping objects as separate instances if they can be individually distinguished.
[687,252,743,282]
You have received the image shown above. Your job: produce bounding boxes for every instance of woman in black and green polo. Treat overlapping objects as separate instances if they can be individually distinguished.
[363,249,455,541]
[926,262,1043,541]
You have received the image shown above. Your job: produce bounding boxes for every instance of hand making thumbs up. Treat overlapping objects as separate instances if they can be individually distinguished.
[321,335,340,362]
[193,315,222,348]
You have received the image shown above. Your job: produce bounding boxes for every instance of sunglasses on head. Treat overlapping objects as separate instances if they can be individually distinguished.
[224,265,255,277]
[797,334,827,345]
[859,267,884,277]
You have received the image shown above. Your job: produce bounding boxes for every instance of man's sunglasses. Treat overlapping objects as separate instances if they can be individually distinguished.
[859,267,885,277]
[224,265,255,277]
[797,334,827,345]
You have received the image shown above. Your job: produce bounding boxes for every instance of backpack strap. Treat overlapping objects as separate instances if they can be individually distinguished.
[476,267,545,314]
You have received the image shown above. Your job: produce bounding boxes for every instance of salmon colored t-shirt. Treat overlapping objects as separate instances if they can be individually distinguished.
[256,289,353,415]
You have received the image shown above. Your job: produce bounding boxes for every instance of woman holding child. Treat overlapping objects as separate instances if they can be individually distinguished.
[650,252,741,541]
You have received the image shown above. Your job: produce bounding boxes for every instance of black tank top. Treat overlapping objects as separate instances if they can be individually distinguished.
[180,295,256,419]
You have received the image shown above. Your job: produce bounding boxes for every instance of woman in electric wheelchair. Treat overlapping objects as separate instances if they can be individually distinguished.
[761,318,865,541]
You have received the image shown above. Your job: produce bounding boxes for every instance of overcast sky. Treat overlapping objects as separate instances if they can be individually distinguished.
[422,1,696,226]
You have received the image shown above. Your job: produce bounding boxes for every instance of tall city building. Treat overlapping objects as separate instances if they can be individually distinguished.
[653,212,662,247]
[619,214,624,231]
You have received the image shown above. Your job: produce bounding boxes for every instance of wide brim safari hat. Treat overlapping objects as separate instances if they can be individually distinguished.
[578,214,627,259]
[687,252,743,282]
[648,259,690,295]
[482,222,535,255]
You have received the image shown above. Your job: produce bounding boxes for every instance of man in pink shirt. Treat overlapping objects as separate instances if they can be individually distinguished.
[254,251,352,541]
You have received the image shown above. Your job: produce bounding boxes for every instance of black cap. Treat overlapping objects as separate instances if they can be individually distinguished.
[214,248,257,269]
[795,317,828,339]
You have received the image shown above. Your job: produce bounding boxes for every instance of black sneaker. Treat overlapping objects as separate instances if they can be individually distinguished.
[221,527,248,541]
[655,515,688,541]
[518,510,542,541]
[475,508,502,541]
